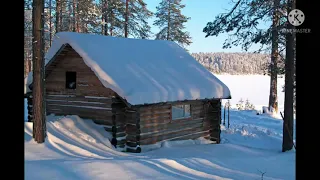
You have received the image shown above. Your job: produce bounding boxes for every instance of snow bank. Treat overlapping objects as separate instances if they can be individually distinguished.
[25,112,295,180]
[141,137,214,152]
[29,32,231,105]
[25,115,130,160]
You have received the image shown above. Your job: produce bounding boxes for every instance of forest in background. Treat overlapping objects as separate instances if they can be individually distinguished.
[192,52,271,75]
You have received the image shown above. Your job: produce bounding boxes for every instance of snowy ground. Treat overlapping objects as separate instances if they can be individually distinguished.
[25,75,295,180]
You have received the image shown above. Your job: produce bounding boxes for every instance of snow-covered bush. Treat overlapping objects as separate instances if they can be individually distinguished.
[236,98,244,110]
[245,99,255,110]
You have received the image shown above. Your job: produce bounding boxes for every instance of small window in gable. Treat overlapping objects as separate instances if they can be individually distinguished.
[65,71,77,89]
[172,104,191,120]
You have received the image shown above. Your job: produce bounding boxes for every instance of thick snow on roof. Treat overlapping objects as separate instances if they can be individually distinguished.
[38,32,231,105]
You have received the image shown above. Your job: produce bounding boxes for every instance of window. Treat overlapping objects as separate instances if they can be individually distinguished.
[65,71,77,89]
[172,104,191,120]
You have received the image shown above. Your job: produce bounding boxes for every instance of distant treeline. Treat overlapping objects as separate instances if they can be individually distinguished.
[192,52,270,75]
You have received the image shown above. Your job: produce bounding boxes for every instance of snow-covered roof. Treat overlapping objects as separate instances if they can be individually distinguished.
[27,32,231,105]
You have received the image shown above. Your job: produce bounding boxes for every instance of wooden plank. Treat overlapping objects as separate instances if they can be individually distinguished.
[46,95,116,103]
[140,126,211,145]
[126,111,140,124]
[140,122,205,139]
[169,130,211,141]
[46,104,113,117]
[139,118,205,134]
[191,104,204,111]
[140,113,171,121]
[139,116,171,126]
[140,108,171,117]
[46,103,112,111]
[139,104,171,112]
[46,99,112,108]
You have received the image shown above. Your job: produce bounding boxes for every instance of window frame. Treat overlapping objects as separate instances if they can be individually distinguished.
[65,71,77,90]
[171,104,192,121]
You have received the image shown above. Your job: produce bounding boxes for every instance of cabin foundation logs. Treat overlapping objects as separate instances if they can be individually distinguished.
[110,102,127,150]
[125,110,141,153]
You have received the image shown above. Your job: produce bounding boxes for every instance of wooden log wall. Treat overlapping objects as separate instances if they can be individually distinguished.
[133,101,213,146]
[110,101,127,150]
[44,45,125,149]
[25,93,33,122]
[46,94,117,123]
[45,45,115,97]
[125,109,141,153]
[204,100,222,143]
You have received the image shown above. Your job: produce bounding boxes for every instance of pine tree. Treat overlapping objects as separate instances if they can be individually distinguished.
[153,0,192,48]
[100,0,125,36]
[203,0,287,114]
[126,0,153,39]
[282,0,294,152]
[32,0,46,143]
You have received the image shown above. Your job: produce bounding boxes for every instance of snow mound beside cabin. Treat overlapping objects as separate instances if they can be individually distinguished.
[25,115,131,160]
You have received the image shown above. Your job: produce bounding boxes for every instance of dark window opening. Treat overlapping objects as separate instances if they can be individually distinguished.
[66,71,77,89]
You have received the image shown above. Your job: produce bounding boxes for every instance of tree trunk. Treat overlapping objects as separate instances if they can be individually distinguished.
[76,1,80,32]
[124,0,129,38]
[268,0,280,114]
[56,0,61,32]
[32,0,46,143]
[282,0,295,152]
[104,0,109,35]
[110,11,113,36]
[68,1,72,31]
[49,0,52,46]
[167,0,171,40]
[73,0,76,32]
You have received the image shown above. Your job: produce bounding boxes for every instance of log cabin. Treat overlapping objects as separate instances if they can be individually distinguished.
[26,32,231,153]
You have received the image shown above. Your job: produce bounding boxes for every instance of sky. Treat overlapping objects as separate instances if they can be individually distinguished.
[145,0,269,53]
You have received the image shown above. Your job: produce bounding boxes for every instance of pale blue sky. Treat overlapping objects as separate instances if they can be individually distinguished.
[145,0,269,53]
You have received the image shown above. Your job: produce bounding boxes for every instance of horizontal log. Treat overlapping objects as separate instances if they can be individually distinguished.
[140,108,171,117]
[138,104,171,112]
[111,103,127,109]
[126,141,140,147]
[139,118,205,134]
[46,106,113,120]
[126,124,140,135]
[46,99,112,109]
[205,115,220,122]
[126,134,140,142]
[139,117,171,126]
[46,94,116,103]
[111,125,126,133]
[191,111,204,118]
[126,111,140,124]
[46,104,113,114]
[140,114,171,122]
[116,138,126,146]
[140,126,211,145]
[126,146,141,153]
[169,130,211,141]
[113,132,126,138]
[140,123,205,140]
[191,105,204,112]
